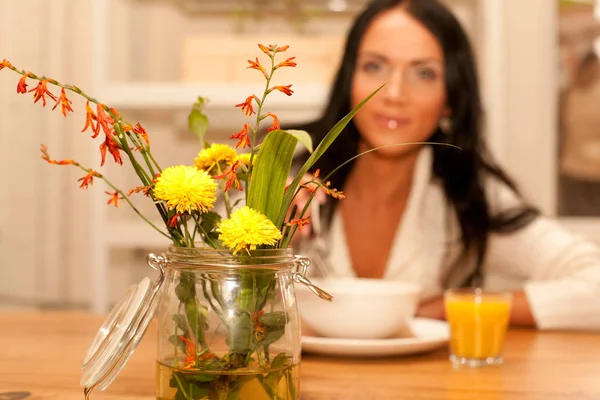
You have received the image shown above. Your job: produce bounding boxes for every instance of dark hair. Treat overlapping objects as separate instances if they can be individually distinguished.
[573,50,600,88]
[292,0,538,287]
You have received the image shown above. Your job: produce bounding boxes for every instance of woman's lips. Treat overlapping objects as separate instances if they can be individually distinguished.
[375,115,411,129]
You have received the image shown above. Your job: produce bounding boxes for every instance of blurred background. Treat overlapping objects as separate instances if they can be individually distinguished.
[0,0,594,311]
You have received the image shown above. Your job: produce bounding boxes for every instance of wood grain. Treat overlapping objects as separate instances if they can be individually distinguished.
[0,312,599,399]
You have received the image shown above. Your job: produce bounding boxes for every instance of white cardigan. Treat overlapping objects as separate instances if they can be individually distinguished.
[314,147,600,331]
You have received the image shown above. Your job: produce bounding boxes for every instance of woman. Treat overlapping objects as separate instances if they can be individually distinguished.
[292,0,600,330]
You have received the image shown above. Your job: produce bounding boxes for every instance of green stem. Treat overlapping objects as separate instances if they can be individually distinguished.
[210,280,228,312]
[202,279,228,327]
[191,213,200,243]
[183,216,192,247]
[113,123,153,185]
[217,165,233,218]
[72,163,171,240]
[174,314,180,368]
[287,368,296,400]
[173,374,193,400]
[223,190,233,218]
[197,223,218,249]
[245,52,276,203]
[123,128,158,178]
[148,151,163,173]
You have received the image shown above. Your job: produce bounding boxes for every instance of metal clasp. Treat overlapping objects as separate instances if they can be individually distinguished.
[147,253,167,280]
[293,256,333,302]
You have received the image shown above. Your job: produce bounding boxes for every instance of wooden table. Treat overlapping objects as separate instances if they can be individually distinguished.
[0,312,599,399]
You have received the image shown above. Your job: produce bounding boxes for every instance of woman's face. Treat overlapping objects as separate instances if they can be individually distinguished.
[351,7,448,156]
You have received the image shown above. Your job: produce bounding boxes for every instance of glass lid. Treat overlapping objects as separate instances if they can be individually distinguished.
[80,254,166,393]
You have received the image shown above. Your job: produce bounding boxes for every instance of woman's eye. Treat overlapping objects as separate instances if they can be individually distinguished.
[416,68,438,80]
[361,61,384,74]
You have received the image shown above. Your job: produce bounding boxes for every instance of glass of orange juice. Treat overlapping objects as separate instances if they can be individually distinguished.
[444,288,512,366]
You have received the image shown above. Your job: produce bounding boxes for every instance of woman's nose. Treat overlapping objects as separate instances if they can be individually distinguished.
[382,70,407,102]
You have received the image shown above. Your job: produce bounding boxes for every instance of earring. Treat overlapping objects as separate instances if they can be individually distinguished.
[439,116,452,135]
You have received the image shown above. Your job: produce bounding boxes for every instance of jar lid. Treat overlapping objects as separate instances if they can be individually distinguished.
[80,254,166,393]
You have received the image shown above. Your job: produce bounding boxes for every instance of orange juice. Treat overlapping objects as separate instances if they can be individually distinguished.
[444,289,512,363]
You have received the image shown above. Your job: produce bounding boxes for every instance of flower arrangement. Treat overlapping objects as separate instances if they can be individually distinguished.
[0,45,366,252]
[1,45,379,399]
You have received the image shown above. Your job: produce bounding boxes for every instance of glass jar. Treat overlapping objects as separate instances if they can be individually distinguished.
[80,246,330,400]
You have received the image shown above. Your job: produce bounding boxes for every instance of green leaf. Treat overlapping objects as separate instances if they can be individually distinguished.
[186,302,207,335]
[186,384,210,400]
[284,129,313,153]
[170,372,211,400]
[168,334,187,353]
[275,85,384,228]
[258,311,287,331]
[188,96,209,146]
[172,314,188,332]
[227,313,253,353]
[247,129,298,224]
[205,231,224,248]
[261,328,285,347]
[200,211,221,233]
[270,352,288,369]
[175,272,196,303]
[263,353,289,392]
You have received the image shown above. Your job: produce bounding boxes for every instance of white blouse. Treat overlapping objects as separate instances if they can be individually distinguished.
[313,147,600,331]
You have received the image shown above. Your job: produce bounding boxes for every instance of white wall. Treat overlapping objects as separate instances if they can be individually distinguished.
[0,0,94,308]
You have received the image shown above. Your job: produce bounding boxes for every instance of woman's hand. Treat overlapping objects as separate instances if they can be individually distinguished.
[416,296,446,320]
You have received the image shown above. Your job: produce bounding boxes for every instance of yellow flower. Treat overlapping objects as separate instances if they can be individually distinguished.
[217,206,282,254]
[154,165,217,214]
[195,143,238,174]
[236,153,254,167]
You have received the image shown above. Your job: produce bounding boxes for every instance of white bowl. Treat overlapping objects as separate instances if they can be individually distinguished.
[295,277,421,339]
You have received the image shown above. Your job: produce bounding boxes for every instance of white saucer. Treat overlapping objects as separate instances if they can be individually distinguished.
[301,318,449,357]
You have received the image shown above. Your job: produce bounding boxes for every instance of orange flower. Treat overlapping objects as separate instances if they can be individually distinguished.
[214,161,242,192]
[168,214,181,228]
[110,107,120,118]
[301,183,317,194]
[276,57,297,69]
[99,134,123,166]
[258,44,270,55]
[265,113,280,132]
[179,335,197,369]
[52,88,74,117]
[247,57,268,79]
[105,191,122,207]
[16,73,30,94]
[81,101,98,135]
[133,123,150,146]
[78,170,100,189]
[127,185,152,197]
[323,181,345,199]
[313,169,320,179]
[29,80,57,106]
[0,59,12,70]
[177,335,214,369]
[96,104,115,138]
[287,216,311,230]
[230,123,251,148]
[258,44,289,56]
[270,85,294,96]
[235,95,258,116]
[40,144,76,166]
